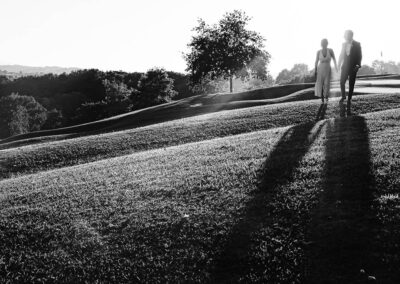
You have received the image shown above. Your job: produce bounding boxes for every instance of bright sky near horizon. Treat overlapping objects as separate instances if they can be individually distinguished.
[0,0,399,77]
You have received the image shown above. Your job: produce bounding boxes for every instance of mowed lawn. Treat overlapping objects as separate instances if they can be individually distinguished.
[1,108,399,283]
[1,93,400,179]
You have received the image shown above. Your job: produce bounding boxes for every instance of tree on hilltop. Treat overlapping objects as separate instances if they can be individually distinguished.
[185,10,270,93]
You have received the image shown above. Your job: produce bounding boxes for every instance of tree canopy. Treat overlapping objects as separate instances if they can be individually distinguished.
[275,63,310,85]
[0,69,185,136]
[132,68,177,109]
[185,10,270,92]
[0,93,47,138]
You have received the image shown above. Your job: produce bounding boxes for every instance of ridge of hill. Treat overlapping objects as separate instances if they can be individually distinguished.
[0,64,80,75]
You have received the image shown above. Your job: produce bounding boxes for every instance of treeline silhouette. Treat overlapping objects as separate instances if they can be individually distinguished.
[0,69,195,138]
[275,60,400,85]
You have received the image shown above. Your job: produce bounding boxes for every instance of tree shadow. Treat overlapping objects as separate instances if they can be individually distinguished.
[210,120,325,282]
[304,116,380,283]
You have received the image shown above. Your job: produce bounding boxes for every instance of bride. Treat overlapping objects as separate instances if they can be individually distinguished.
[314,38,338,103]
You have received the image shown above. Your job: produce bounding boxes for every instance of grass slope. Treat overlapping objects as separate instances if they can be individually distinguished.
[1,108,399,282]
[1,93,400,180]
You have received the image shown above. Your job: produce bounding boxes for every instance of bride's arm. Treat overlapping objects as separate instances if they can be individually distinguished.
[330,49,339,72]
[314,51,319,77]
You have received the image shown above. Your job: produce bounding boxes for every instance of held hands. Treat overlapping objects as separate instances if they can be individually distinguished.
[354,65,360,72]
[337,63,341,73]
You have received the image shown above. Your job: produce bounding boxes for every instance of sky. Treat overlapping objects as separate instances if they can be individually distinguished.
[0,0,399,77]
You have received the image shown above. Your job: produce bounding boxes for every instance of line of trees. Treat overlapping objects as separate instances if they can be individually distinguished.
[370,60,400,75]
[275,64,312,85]
[0,68,191,138]
[275,60,400,85]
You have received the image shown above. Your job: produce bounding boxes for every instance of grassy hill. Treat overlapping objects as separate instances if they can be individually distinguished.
[2,93,400,180]
[1,76,400,282]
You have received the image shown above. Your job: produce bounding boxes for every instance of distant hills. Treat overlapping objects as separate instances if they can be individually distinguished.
[0,64,80,76]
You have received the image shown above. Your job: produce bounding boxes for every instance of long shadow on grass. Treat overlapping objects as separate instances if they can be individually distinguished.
[304,116,381,283]
[316,103,327,121]
[211,120,325,282]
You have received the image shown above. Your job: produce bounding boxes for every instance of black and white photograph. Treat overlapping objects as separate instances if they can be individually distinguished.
[1,0,400,282]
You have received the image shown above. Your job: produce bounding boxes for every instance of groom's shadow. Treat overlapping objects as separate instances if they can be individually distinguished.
[339,100,352,117]
[304,116,381,283]
[210,120,325,282]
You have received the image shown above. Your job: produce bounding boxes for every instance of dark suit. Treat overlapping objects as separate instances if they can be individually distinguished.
[340,40,362,100]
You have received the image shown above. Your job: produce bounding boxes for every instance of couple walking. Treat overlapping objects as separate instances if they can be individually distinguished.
[314,30,362,104]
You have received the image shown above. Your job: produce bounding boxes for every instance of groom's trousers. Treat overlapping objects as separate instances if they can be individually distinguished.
[340,66,357,100]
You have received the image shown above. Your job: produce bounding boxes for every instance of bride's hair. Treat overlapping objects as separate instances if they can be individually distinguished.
[321,38,328,47]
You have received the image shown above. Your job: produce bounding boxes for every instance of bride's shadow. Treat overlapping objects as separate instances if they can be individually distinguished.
[210,120,325,282]
[316,103,327,121]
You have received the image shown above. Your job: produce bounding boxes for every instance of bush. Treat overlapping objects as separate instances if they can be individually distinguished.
[42,108,63,130]
[74,101,109,124]
[103,79,133,116]
[358,65,376,76]
[8,105,30,135]
[276,64,310,85]
[132,68,177,109]
[0,93,47,138]
[167,72,195,99]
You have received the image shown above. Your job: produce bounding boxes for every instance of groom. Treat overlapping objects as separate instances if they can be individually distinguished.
[338,30,362,103]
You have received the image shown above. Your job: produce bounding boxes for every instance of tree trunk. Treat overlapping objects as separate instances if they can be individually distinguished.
[229,75,233,93]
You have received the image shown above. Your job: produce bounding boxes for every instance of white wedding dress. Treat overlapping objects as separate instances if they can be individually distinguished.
[315,49,332,99]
